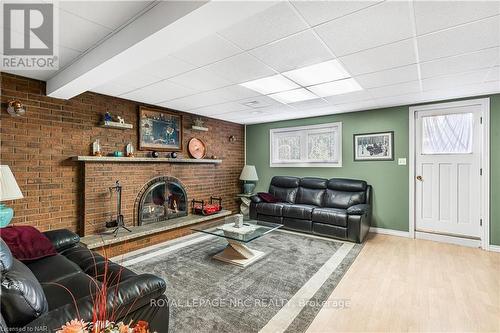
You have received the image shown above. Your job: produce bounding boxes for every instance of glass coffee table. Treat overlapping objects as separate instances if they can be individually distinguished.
[192,219,282,267]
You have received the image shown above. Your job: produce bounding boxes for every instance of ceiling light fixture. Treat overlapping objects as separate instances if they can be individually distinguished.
[268,88,318,104]
[308,78,363,97]
[283,60,351,86]
[239,74,299,95]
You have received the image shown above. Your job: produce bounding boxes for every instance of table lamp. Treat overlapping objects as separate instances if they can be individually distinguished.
[239,165,258,194]
[0,165,24,227]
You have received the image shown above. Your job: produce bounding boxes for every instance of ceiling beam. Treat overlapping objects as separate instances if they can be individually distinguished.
[46,1,277,99]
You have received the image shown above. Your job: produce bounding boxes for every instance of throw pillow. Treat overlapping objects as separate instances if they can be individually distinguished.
[0,226,57,261]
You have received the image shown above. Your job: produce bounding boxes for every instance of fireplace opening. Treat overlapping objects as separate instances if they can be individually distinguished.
[138,177,187,225]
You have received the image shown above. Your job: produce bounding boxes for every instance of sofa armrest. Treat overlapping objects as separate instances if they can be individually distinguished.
[23,274,166,331]
[250,195,262,203]
[347,204,371,215]
[43,229,80,252]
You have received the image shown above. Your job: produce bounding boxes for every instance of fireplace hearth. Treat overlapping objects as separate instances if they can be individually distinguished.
[138,177,188,225]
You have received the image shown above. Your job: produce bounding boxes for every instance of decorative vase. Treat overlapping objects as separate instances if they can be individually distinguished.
[243,182,255,194]
[0,204,14,228]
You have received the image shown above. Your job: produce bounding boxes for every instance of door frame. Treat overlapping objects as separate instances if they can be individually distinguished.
[408,98,490,250]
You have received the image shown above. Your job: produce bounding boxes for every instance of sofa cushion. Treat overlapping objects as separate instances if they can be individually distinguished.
[283,204,315,220]
[296,177,327,206]
[1,258,49,328]
[312,222,347,239]
[323,189,366,209]
[269,176,300,203]
[42,273,99,310]
[312,208,348,227]
[255,202,286,216]
[26,254,82,283]
[327,178,367,192]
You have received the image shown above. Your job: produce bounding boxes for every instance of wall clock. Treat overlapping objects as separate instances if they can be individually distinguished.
[188,138,206,159]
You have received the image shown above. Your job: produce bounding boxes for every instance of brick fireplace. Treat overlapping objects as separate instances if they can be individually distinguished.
[0,72,244,239]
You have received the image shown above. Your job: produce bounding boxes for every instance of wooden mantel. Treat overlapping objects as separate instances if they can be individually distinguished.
[71,156,222,164]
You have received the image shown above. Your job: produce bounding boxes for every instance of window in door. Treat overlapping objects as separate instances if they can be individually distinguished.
[421,112,473,154]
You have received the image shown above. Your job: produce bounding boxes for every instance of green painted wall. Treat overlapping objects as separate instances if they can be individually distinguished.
[246,94,500,245]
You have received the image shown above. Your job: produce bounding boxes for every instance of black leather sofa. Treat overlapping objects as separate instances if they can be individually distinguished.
[0,229,169,332]
[250,176,372,243]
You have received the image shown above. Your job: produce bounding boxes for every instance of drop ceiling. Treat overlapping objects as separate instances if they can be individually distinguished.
[4,1,500,125]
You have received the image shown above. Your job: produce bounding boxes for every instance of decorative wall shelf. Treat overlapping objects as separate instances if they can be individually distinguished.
[71,156,222,164]
[191,125,208,132]
[100,121,133,130]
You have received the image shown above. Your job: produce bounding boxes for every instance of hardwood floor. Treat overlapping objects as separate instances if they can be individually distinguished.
[306,233,500,332]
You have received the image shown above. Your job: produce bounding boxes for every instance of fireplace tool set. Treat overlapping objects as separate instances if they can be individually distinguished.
[106,180,132,237]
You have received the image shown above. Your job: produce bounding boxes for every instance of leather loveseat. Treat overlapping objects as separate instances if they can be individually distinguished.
[250,176,372,243]
[0,229,169,332]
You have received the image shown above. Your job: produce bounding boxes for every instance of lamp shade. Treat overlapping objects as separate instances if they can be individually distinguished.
[0,165,23,201]
[239,165,258,181]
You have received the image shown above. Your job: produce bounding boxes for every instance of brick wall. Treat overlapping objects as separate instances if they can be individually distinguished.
[0,72,244,235]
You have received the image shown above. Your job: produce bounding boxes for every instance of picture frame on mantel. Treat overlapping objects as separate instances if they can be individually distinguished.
[138,106,183,151]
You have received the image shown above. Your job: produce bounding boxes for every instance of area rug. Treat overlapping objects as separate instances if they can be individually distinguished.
[121,230,362,333]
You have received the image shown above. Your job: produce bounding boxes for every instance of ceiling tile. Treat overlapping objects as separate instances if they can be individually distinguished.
[356,64,419,89]
[163,89,238,110]
[113,70,160,90]
[172,34,242,67]
[340,39,417,75]
[417,16,500,62]
[368,81,421,98]
[207,85,261,101]
[91,82,135,96]
[420,47,500,79]
[289,98,331,111]
[250,30,333,72]
[58,9,112,52]
[218,2,308,50]
[414,1,500,35]
[59,1,153,30]
[205,53,275,83]
[291,1,382,27]
[485,66,500,82]
[58,46,82,69]
[334,100,380,113]
[324,90,374,105]
[120,80,196,104]
[421,69,491,91]
[191,102,253,116]
[314,1,413,56]
[137,55,196,80]
[168,67,232,92]
[373,92,424,108]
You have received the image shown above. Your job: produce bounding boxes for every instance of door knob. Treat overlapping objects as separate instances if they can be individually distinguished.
[416,175,423,181]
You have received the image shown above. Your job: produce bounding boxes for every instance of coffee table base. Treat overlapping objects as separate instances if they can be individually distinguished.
[213,239,266,267]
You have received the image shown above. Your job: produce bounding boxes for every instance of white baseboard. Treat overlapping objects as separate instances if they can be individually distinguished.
[415,231,481,248]
[369,227,410,238]
[488,244,500,252]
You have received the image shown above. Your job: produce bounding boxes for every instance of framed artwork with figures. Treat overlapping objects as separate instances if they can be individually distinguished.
[353,131,394,161]
[139,107,183,151]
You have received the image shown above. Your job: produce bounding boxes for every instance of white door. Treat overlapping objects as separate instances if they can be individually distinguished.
[415,104,482,238]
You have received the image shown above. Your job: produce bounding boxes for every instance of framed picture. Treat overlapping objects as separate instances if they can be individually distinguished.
[138,106,183,151]
[353,131,394,161]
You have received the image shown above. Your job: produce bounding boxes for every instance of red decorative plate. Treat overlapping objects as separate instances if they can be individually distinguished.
[188,138,206,159]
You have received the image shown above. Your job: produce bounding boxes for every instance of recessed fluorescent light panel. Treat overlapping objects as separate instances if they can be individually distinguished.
[283,60,351,86]
[308,78,363,97]
[240,74,299,95]
[268,88,318,104]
